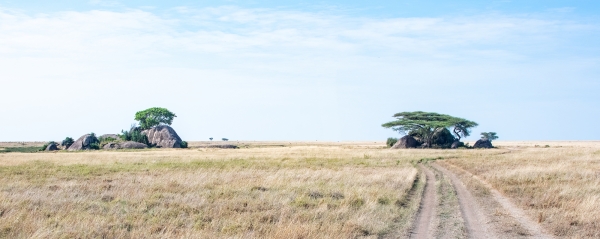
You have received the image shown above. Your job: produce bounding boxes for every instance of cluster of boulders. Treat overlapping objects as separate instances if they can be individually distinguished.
[45,125,183,151]
[390,135,494,149]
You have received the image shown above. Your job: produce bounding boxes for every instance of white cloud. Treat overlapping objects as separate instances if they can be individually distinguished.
[0,6,587,60]
[0,6,598,141]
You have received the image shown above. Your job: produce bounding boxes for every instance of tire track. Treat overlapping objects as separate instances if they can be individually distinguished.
[439,161,554,239]
[410,164,437,239]
[430,162,495,239]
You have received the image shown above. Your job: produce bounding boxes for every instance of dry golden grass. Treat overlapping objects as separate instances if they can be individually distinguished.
[1,141,598,238]
[0,143,434,238]
[445,141,600,238]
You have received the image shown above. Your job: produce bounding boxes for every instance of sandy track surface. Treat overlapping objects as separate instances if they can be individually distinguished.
[431,162,495,239]
[410,161,553,239]
[439,161,554,239]
[410,165,437,239]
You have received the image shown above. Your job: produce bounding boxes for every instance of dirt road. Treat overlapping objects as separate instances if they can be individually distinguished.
[410,165,437,239]
[409,161,553,239]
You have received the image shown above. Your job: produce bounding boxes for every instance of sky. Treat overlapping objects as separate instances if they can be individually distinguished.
[0,1,599,141]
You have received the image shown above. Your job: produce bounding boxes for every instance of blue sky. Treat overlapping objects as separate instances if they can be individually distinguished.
[0,0,599,141]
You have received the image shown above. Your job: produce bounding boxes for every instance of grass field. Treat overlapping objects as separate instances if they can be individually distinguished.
[0,142,429,238]
[445,141,600,238]
[0,141,598,238]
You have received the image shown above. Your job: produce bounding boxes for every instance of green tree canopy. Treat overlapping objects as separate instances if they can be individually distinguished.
[480,132,498,141]
[134,107,177,130]
[382,111,478,147]
[451,119,478,140]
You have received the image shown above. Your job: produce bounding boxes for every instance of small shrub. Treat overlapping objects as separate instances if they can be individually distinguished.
[121,126,150,146]
[386,137,398,147]
[222,138,229,141]
[98,136,117,143]
[308,191,323,199]
[89,142,100,150]
[377,197,391,205]
[180,141,188,148]
[251,186,268,192]
[330,192,344,200]
[98,136,119,148]
[349,198,365,209]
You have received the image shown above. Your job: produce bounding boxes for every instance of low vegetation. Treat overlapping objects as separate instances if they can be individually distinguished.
[444,141,600,238]
[386,137,398,148]
[0,141,597,238]
[0,142,434,238]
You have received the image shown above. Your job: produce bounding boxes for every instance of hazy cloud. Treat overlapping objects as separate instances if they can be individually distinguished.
[0,6,598,141]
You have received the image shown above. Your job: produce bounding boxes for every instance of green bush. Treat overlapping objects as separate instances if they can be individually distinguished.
[89,142,100,150]
[98,136,118,148]
[180,141,188,148]
[61,137,74,148]
[121,126,150,146]
[386,137,398,147]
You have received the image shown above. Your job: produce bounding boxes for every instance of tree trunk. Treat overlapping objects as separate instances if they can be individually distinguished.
[453,127,462,141]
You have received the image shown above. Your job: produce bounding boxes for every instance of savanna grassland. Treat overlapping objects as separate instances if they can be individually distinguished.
[0,141,598,238]
[0,142,430,238]
[444,141,600,238]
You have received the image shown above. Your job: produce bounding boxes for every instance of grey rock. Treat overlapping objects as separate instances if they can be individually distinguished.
[451,140,463,149]
[392,135,419,149]
[68,134,99,151]
[104,141,147,149]
[142,125,182,148]
[46,143,59,151]
[473,139,493,149]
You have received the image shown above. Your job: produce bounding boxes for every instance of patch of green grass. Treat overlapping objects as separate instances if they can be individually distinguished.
[0,147,41,153]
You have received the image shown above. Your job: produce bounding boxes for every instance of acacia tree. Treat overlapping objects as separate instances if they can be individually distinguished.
[134,107,177,130]
[451,119,478,141]
[382,111,454,147]
[382,111,478,147]
[481,132,498,141]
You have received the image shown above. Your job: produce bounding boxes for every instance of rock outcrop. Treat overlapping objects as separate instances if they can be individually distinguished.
[451,140,463,149]
[142,125,182,148]
[68,134,99,151]
[392,135,419,149]
[473,139,493,149]
[103,141,147,149]
[46,143,59,151]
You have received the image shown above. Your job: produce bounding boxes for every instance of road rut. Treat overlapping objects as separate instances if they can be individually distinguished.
[409,161,554,238]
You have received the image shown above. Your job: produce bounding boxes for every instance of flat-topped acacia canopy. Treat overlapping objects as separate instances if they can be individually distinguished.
[382,111,478,147]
